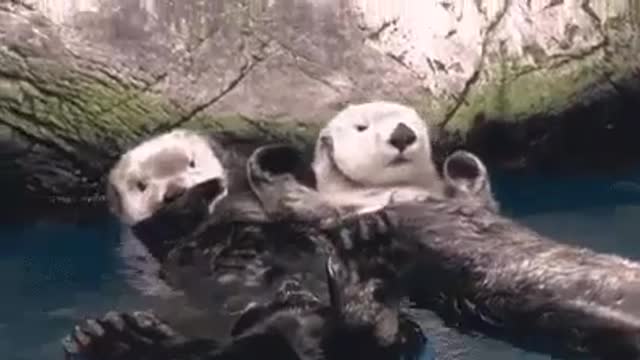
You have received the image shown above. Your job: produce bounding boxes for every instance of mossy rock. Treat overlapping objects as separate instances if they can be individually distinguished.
[1,0,640,210]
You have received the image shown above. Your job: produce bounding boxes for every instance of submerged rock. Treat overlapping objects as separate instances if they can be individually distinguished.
[0,0,639,207]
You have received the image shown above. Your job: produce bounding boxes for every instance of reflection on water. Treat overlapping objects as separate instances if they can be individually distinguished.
[2,168,640,359]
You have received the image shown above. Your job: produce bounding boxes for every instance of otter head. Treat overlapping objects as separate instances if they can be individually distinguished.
[313,101,437,194]
[107,129,228,226]
[442,150,499,211]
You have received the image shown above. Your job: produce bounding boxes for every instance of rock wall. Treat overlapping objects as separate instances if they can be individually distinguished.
[0,0,639,208]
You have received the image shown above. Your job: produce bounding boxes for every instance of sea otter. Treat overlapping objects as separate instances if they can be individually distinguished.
[105,129,228,297]
[102,128,337,342]
[62,255,431,360]
[106,129,280,297]
[255,147,640,359]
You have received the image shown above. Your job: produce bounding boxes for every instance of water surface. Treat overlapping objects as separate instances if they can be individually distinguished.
[2,168,640,359]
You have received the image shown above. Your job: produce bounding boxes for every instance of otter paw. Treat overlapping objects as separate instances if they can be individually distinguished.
[280,187,341,223]
[388,188,431,204]
[62,310,179,360]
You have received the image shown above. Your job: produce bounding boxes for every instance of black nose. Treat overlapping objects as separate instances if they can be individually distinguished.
[163,183,186,203]
[388,122,417,152]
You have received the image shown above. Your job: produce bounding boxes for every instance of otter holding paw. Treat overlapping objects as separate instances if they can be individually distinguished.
[62,310,219,360]
[62,256,432,360]
[321,150,640,359]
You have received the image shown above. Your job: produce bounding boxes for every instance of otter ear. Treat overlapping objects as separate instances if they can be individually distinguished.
[443,150,489,195]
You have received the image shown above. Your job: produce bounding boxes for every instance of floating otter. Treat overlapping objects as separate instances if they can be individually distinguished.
[244,140,640,358]
[106,129,230,297]
[106,129,277,297]
[62,255,430,360]
[101,129,336,341]
[261,149,640,359]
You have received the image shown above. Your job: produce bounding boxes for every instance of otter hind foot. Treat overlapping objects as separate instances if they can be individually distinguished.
[62,310,216,360]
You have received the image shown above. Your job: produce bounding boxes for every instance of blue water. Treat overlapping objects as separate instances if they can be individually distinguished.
[2,169,640,360]
[0,218,149,360]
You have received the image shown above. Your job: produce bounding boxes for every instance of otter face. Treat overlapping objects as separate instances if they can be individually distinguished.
[315,101,434,191]
[107,129,227,226]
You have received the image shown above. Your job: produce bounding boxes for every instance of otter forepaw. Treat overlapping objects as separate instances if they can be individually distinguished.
[62,310,183,360]
[388,188,431,205]
[279,187,341,224]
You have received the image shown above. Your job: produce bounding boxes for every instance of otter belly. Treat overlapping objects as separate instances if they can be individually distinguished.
[156,220,332,335]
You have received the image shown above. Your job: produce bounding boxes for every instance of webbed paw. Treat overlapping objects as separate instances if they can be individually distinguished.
[62,310,195,360]
[278,185,342,224]
[387,188,431,205]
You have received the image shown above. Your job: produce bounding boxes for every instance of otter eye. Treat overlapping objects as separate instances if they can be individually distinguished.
[136,181,147,192]
[355,124,368,132]
[189,159,196,168]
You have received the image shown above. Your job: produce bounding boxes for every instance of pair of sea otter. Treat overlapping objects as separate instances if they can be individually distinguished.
[63,101,443,360]
[64,101,640,359]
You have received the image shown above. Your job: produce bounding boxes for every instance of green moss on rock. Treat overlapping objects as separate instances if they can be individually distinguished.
[441,55,604,133]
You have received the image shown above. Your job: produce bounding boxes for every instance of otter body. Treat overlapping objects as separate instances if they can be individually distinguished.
[250,143,640,358]
[103,128,336,341]
[106,129,280,297]
[319,152,640,359]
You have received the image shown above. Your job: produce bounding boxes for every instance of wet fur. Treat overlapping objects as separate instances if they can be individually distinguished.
[93,131,431,356]
[94,125,435,358]
[106,130,276,297]
[318,156,640,359]
[62,258,428,360]
[248,145,640,358]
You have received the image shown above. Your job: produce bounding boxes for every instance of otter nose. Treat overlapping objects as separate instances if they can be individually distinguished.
[388,122,417,152]
[163,182,186,204]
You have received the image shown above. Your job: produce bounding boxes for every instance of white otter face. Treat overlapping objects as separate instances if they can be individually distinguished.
[315,101,435,190]
[107,129,227,226]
